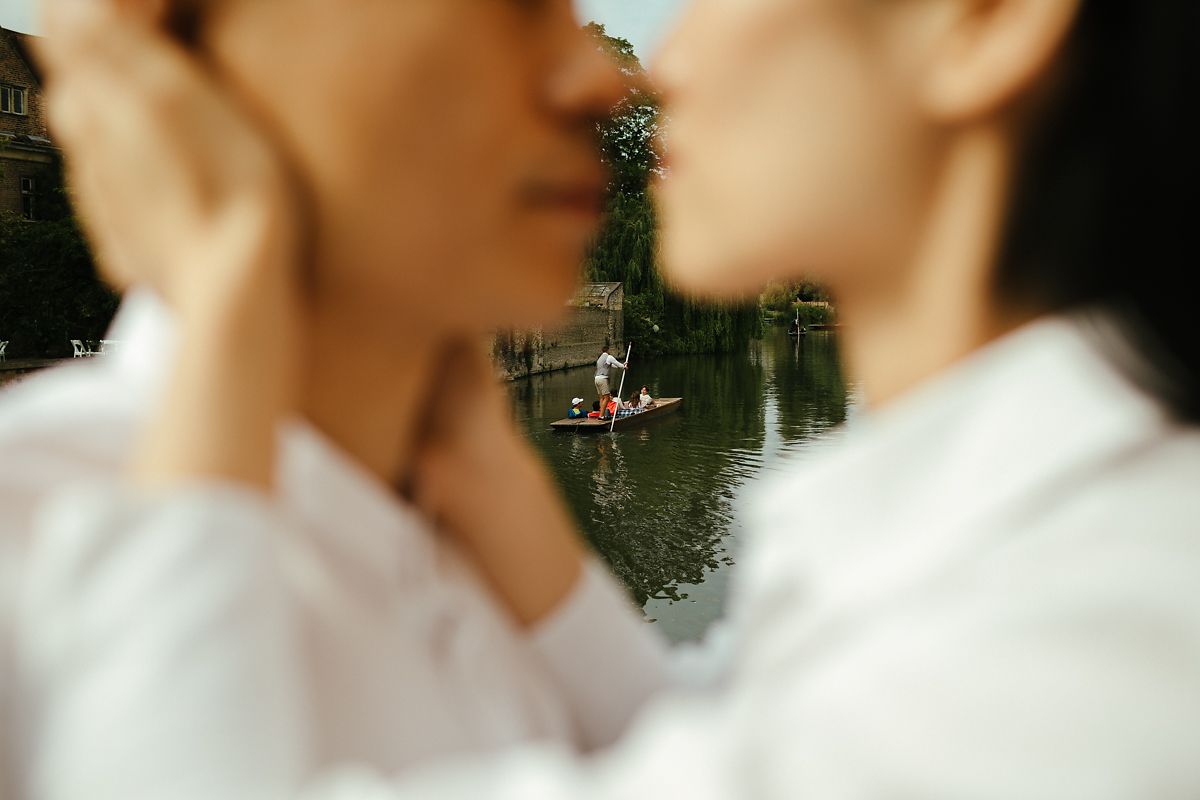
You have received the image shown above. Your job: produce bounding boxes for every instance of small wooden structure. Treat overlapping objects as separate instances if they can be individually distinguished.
[550,397,684,433]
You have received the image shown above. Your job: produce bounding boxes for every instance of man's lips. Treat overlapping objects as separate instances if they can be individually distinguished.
[521,179,608,218]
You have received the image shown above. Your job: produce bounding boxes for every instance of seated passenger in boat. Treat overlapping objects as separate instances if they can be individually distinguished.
[611,394,644,420]
[639,387,655,409]
[568,397,587,419]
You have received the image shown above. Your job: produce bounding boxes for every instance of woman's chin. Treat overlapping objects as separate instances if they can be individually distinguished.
[659,227,763,300]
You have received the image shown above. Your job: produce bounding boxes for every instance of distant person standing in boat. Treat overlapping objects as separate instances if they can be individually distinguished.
[595,346,627,420]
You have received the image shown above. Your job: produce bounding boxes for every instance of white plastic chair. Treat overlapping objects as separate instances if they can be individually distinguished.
[0,341,8,362]
[71,340,89,358]
[99,340,121,356]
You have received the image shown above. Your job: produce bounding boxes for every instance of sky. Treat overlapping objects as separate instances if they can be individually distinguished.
[0,0,36,35]
[1,0,690,59]
[576,0,688,61]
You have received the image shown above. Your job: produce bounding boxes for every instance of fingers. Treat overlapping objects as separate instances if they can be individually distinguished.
[37,0,164,77]
[39,0,196,222]
[39,0,208,153]
[35,0,302,304]
[60,147,138,288]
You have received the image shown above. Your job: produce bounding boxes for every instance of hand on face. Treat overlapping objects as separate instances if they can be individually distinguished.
[36,0,316,490]
[37,0,308,323]
[410,342,585,627]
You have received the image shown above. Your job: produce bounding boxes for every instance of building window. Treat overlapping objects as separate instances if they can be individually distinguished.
[0,84,28,116]
[20,177,36,220]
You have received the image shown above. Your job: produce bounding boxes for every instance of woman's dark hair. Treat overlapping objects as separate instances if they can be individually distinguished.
[996,0,1199,420]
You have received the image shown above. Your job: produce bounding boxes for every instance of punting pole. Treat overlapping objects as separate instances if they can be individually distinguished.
[610,342,633,434]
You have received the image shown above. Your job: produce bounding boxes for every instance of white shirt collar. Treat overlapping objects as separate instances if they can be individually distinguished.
[277,420,438,585]
[105,288,179,394]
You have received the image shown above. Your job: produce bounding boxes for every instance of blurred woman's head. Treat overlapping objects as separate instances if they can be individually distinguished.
[654,0,1195,417]
[178,0,623,336]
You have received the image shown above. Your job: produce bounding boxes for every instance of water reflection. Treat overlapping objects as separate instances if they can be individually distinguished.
[511,329,853,642]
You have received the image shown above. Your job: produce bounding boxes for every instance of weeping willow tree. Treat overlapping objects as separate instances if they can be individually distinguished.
[583,23,761,358]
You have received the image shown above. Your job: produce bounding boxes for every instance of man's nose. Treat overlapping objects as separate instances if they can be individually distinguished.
[546,23,634,122]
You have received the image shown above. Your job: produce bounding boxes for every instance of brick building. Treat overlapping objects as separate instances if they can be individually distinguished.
[1,25,55,220]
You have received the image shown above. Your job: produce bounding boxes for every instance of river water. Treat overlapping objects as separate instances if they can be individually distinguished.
[511,327,856,644]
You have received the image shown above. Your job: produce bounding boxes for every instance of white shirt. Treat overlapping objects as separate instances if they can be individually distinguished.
[18,312,1200,798]
[0,294,669,800]
[594,354,624,380]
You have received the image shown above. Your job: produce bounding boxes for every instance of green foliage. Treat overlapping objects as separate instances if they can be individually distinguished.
[760,280,831,313]
[792,303,836,328]
[582,22,642,75]
[760,280,837,330]
[795,281,829,304]
[760,283,799,314]
[0,162,119,358]
[584,23,760,359]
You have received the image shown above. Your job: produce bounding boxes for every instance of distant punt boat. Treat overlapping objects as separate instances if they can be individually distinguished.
[550,397,684,432]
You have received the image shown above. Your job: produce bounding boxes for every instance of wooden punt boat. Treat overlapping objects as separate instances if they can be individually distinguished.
[550,397,683,432]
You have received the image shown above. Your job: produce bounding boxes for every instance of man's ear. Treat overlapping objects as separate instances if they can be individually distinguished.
[919,0,1083,123]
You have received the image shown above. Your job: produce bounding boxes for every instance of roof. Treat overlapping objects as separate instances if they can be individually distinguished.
[1,25,43,85]
[573,282,623,306]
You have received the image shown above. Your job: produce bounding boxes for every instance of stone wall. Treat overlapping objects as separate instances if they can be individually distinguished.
[493,283,624,381]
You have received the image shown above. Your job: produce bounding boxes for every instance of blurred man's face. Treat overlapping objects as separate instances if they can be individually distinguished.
[203,0,625,334]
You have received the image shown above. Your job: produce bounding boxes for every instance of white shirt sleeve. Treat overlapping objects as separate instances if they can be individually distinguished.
[26,489,1200,800]
[527,561,672,750]
[14,483,310,800]
[296,595,1200,800]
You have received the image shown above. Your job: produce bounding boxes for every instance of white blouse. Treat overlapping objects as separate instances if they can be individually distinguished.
[10,309,1200,799]
[0,294,669,800]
